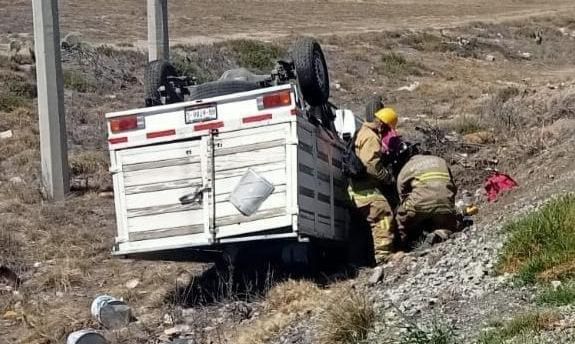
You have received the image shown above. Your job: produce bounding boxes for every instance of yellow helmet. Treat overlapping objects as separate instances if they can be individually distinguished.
[374,107,398,128]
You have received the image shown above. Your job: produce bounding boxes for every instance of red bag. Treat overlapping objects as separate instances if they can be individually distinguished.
[484,171,518,203]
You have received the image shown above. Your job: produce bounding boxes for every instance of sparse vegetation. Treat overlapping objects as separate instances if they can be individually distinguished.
[482,86,525,131]
[497,195,575,284]
[478,312,558,344]
[378,52,424,77]
[449,115,486,135]
[537,282,575,306]
[396,320,456,344]
[63,69,96,93]
[400,32,445,52]
[69,150,109,176]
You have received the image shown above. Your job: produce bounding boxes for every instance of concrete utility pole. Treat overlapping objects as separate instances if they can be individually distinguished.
[147,0,169,62]
[31,0,69,201]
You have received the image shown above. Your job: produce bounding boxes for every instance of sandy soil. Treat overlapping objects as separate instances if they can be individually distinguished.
[1,0,575,45]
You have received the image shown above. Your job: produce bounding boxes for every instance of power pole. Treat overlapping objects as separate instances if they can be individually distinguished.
[31,0,69,201]
[147,0,169,62]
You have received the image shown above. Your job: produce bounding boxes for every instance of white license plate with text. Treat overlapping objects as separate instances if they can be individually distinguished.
[185,105,217,124]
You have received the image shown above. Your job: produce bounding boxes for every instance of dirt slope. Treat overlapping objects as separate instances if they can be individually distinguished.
[2,2,575,343]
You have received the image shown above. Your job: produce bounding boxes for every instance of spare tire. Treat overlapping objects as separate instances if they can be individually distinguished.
[290,38,330,106]
[144,60,182,107]
[364,95,385,122]
[188,80,260,100]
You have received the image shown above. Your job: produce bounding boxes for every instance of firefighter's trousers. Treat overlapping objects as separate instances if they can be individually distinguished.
[349,187,395,264]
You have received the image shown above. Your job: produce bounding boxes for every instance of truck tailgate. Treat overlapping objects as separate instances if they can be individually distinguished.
[111,121,294,255]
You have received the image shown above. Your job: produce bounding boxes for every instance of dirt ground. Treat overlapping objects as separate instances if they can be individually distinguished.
[2,1,575,344]
[2,0,575,45]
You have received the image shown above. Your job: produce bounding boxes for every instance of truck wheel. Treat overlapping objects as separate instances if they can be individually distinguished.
[188,80,260,100]
[364,95,384,122]
[290,38,330,106]
[144,60,182,107]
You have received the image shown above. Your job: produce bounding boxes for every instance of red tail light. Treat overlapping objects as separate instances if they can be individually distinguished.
[110,115,144,133]
[257,91,291,110]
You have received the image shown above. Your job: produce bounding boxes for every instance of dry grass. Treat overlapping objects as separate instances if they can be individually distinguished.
[234,280,323,344]
[317,286,376,344]
[19,296,93,344]
[233,281,375,344]
[448,115,486,135]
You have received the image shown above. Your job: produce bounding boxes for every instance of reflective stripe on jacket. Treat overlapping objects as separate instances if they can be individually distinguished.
[397,155,457,214]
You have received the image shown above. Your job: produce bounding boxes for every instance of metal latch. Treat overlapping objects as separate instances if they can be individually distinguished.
[179,187,209,205]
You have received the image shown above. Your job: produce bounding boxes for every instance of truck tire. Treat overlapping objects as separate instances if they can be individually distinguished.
[290,38,330,106]
[188,80,260,100]
[364,95,384,122]
[144,60,182,107]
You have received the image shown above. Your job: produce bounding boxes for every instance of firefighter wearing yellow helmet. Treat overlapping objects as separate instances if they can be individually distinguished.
[347,103,400,264]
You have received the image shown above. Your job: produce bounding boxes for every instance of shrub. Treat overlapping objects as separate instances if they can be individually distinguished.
[378,52,424,77]
[226,39,286,72]
[497,195,575,284]
[318,287,376,343]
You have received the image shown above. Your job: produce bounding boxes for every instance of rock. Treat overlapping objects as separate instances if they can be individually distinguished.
[463,131,495,144]
[3,310,17,320]
[62,32,83,49]
[164,324,191,336]
[98,191,114,199]
[485,54,496,62]
[0,130,13,140]
[125,278,140,289]
[397,81,420,92]
[163,313,174,325]
[368,266,385,285]
[552,280,562,290]
[9,176,23,184]
[520,52,532,60]
[15,64,34,74]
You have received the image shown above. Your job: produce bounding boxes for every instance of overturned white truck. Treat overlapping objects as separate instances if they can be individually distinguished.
[106,39,360,263]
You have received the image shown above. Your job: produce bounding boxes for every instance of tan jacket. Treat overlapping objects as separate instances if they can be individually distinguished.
[352,122,393,187]
[397,154,457,214]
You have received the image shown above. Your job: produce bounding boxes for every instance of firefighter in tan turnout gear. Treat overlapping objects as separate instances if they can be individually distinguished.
[347,107,399,264]
[395,153,458,247]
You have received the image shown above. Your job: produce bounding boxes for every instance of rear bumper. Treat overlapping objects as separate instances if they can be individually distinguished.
[112,231,300,257]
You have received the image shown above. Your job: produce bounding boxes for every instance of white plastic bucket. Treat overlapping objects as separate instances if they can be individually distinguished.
[90,295,131,329]
[230,169,275,216]
[66,330,107,344]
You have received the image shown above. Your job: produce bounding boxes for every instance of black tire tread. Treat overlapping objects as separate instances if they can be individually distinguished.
[364,95,384,122]
[188,80,260,100]
[290,37,330,106]
[144,60,180,106]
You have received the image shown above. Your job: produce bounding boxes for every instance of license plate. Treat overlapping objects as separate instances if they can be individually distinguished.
[185,105,217,124]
